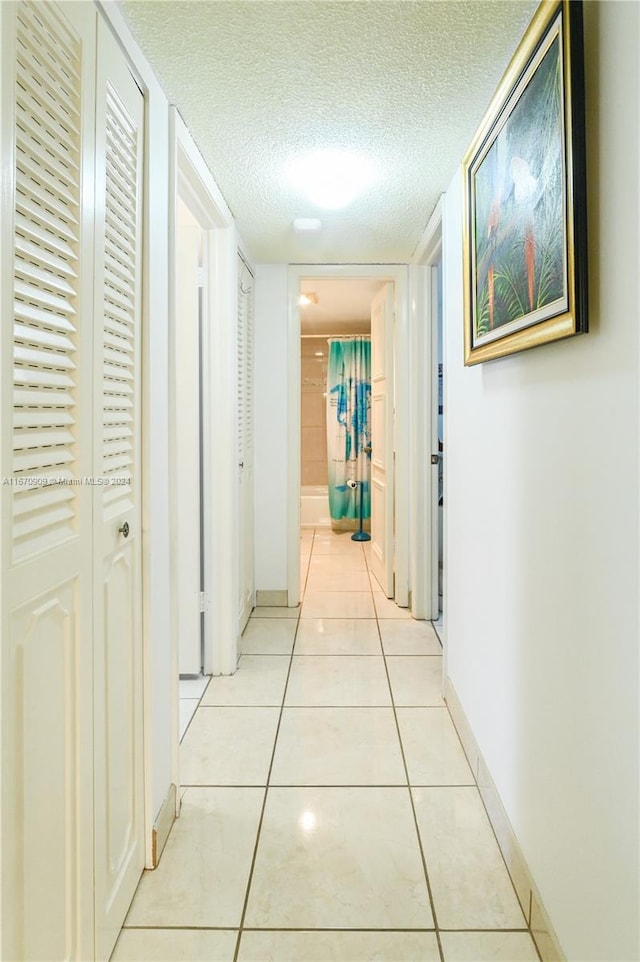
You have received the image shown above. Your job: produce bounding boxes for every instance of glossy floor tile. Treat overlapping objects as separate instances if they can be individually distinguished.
[379,618,443,655]
[440,930,540,961]
[112,928,237,962]
[119,528,532,960]
[412,786,527,929]
[237,930,441,961]
[270,707,406,785]
[124,788,262,928]
[285,655,391,706]
[373,590,413,618]
[302,589,376,618]
[295,617,381,655]
[201,654,290,706]
[180,706,280,784]
[396,708,475,785]
[386,655,445,706]
[245,786,433,929]
[241,617,298,654]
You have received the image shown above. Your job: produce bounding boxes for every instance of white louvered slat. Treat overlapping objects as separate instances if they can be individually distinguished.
[101,84,139,514]
[245,277,254,452]
[237,257,254,464]
[12,3,82,560]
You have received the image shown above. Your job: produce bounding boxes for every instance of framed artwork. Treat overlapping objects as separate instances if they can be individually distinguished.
[463,0,588,365]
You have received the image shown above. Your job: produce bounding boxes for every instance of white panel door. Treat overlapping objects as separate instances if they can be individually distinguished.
[92,16,145,961]
[237,256,255,637]
[1,2,96,959]
[175,223,202,674]
[369,282,395,597]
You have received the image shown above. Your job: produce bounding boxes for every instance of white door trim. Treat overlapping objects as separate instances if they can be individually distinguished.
[287,264,409,608]
[410,198,443,620]
[169,110,238,693]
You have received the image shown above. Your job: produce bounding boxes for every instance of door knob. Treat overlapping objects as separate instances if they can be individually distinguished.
[363,444,372,454]
[118,521,130,538]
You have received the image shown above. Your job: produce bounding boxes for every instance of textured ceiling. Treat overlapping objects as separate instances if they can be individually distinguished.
[119,0,538,264]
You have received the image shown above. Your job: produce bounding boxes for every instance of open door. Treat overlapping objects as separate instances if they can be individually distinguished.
[369,282,395,597]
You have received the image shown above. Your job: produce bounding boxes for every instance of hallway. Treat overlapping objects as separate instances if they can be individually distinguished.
[113,528,540,962]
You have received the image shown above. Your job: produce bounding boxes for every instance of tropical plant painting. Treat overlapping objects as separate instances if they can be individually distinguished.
[472,21,567,346]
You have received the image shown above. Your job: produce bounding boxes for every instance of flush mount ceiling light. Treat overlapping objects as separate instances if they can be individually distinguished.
[299,292,318,306]
[288,149,376,210]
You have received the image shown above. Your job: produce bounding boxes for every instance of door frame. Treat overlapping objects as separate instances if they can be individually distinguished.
[410,198,443,621]
[286,264,409,608]
[169,109,238,701]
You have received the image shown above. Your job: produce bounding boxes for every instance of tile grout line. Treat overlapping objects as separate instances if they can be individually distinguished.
[368,564,446,962]
[232,530,318,962]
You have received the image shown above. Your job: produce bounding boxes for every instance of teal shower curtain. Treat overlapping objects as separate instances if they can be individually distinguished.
[326,337,371,521]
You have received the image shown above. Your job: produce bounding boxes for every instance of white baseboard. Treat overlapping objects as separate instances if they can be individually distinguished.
[151,782,177,868]
[445,676,565,962]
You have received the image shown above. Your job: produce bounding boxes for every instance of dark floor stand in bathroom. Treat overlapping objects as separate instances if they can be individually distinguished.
[350,479,370,542]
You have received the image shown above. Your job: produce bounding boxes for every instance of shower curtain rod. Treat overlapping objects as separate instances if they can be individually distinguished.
[300,334,371,339]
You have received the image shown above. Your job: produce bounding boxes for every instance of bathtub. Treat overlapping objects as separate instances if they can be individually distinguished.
[300,484,332,527]
[300,485,367,532]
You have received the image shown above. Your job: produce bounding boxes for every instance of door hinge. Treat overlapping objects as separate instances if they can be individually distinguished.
[200,591,206,613]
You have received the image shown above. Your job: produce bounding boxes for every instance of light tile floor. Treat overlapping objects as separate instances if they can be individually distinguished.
[113,529,540,962]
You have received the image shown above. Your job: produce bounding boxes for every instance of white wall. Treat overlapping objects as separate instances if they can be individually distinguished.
[254,265,290,592]
[443,4,639,960]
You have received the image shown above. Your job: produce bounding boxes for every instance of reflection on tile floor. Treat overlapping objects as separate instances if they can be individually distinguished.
[115,528,536,962]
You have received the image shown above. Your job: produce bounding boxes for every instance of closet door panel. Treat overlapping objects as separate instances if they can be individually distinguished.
[1,2,96,959]
[92,15,145,961]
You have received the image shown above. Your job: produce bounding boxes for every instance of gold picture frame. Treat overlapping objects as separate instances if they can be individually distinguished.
[463,0,588,366]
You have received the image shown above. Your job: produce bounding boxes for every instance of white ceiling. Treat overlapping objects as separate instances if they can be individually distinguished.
[119,0,538,264]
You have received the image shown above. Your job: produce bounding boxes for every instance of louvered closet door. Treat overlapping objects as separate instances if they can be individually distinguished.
[1,2,96,959]
[237,257,254,634]
[92,16,145,961]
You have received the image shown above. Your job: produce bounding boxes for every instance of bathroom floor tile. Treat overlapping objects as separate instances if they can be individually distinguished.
[285,655,391,706]
[302,590,375,619]
[373,591,413,619]
[125,788,262,928]
[180,707,279,785]
[412,786,526,929]
[237,930,440,961]
[386,655,444,706]
[295,618,381,655]
[112,928,237,962]
[245,787,433,929]
[241,618,297,654]
[270,707,406,785]
[440,931,539,961]
[201,655,290,706]
[379,619,442,655]
[396,708,474,785]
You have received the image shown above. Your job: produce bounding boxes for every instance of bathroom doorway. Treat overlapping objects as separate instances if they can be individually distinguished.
[287,265,410,609]
[299,277,377,533]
